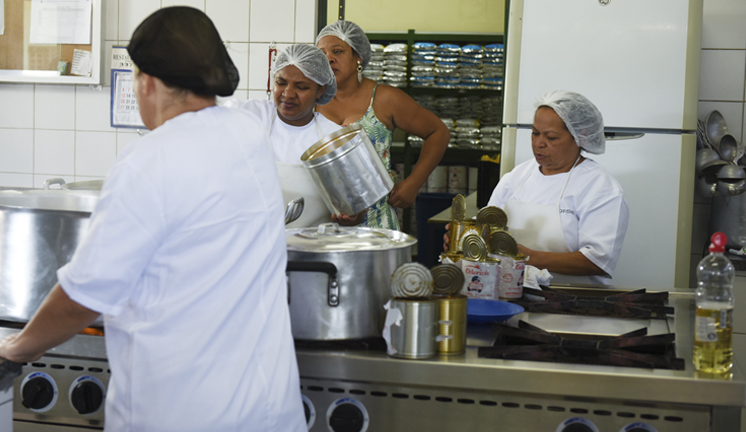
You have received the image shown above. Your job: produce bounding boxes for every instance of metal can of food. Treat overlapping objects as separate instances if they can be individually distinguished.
[461,258,501,299]
[436,294,467,355]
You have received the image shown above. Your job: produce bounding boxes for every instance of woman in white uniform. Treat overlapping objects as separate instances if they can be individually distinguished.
[0,7,306,431]
[225,44,341,227]
[488,91,629,285]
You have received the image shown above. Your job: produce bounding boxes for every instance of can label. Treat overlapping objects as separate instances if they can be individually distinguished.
[491,254,525,299]
[461,259,500,299]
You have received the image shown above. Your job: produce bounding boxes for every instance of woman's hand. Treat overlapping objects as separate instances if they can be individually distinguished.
[332,210,367,226]
[0,333,42,363]
[388,177,421,208]
[443,223,451,251]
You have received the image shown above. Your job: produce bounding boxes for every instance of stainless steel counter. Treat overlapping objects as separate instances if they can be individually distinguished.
[296,290,745,431]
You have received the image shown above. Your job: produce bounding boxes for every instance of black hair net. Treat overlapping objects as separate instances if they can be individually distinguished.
[127,7,239,97]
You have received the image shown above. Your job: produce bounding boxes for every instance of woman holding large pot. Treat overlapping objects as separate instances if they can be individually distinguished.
[225,44,341,227]
[447,91,629,286]
[316,20,450,229]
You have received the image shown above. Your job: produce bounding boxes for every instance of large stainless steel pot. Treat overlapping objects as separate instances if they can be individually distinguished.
[712,192,746,249]
[301,125,394,216]
[286,223,416,340]
[0,189,99,322]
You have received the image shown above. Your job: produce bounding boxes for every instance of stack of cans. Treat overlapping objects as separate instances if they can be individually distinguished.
[363,43,385,82]
[382,43,408,88]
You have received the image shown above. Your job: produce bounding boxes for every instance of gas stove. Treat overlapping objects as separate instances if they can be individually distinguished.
[296,288,746,432]
[0,325,108,431]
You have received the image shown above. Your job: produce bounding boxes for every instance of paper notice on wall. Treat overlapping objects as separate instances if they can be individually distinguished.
[0,0,5,35]
[70,49,92,76]
[29,0,92,44]
[111,69,145,128]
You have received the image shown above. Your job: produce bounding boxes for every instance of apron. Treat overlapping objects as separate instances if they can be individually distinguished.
[504,157,599,286]
[268,113,332,229]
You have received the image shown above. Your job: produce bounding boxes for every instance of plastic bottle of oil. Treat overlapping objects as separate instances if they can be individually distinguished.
[693,232,735,374]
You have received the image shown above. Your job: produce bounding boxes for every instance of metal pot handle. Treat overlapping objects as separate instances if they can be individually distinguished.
[43,178,66,190]
[316,223,341,235]
[286,261,340,307]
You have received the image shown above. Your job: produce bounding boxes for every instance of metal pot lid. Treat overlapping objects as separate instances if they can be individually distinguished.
[286,222,417,252]
[0,189,99,213]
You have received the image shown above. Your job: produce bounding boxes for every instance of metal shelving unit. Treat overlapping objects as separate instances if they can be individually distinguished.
[366,30,504,234]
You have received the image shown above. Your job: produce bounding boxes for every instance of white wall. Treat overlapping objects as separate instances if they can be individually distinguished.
[0,0,316,188]
[690,0,746,287]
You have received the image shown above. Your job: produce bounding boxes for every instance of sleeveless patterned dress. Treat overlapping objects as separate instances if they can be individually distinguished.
[352,84,400,230]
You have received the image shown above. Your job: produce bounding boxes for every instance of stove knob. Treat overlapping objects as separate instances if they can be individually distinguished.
[556,417,599,432]
[69,376,105,415]
[301,394,316,429]
[21,372,58,412]
[326,397,369,432]
[620,423,658,432]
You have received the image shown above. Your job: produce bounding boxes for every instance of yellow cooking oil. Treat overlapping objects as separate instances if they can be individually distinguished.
[693,303,733,374]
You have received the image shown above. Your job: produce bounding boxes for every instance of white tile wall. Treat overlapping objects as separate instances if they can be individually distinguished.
[0,0,317,184]
[34,130,75,175]
[34,85,76,130]
[0,84,34,129]
[75,131,118,177]
[207,0,249,42]
[693,1,746,288]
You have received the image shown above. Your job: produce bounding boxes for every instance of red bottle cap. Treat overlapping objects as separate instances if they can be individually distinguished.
[709,232,727,253]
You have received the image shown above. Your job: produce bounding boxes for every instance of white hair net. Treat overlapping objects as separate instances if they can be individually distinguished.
[272,44,337,105]
[535,91,606,155]
[315,20,371,69]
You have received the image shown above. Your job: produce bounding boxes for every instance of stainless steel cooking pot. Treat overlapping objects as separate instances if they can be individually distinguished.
[301,125,394,216]
[0,189,99,322]
[286,223,416,340]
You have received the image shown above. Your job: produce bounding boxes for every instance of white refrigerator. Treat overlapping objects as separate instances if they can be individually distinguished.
[501,0,702,289]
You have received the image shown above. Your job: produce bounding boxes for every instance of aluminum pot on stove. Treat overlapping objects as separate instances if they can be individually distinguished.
[286,223,416,340]
[0,189,99,322]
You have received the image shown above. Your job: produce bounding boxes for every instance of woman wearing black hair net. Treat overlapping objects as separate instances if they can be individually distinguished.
[0,7,306,431]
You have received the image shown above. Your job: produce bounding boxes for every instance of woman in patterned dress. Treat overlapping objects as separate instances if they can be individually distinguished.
[316,20,450,230]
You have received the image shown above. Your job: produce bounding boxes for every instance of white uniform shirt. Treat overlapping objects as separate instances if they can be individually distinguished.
[488,158,629,285]
[224,98,341,164]
[58,106,306,432]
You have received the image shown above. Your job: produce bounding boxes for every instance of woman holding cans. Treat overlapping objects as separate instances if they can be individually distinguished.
[447,91,629,286]
[490,91,628,285]
[316,20,450,229]
[225,44,342,227]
